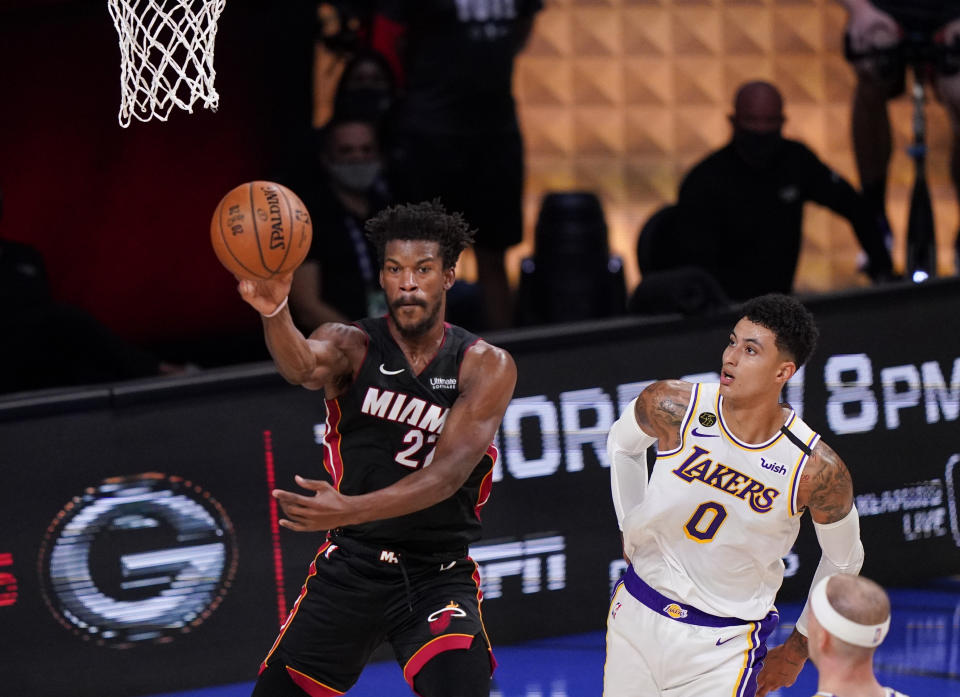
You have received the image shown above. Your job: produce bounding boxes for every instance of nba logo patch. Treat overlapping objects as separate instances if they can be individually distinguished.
[663,603,688,619]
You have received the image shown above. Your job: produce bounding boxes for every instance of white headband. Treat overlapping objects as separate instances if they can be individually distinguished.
[810,576,890,648]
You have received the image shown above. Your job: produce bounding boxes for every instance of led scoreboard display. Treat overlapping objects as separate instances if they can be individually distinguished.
[1,279,958,696]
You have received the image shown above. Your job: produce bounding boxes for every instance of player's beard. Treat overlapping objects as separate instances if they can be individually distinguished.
[388,296,442,339]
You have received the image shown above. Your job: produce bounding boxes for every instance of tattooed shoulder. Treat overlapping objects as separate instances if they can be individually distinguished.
[637,380,691,437]
[801,440,854,524]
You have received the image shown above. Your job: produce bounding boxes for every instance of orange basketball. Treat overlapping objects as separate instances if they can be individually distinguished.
[210,180,312,280]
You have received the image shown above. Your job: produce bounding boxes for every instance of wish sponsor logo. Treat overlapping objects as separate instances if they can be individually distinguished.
[430,376,457,390]
[760,457,786,475]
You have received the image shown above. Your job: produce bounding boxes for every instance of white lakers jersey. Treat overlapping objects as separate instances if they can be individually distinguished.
[625,382,820,620]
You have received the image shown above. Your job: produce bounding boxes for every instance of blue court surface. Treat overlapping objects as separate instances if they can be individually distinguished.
[146,578,960,697]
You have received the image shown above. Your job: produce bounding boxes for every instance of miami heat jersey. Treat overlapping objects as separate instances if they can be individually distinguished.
[321,317,497,553]
[625,382,820,620]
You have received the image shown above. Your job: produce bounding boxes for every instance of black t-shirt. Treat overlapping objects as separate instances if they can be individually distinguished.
[298,180,388,322]
[380,0,543,134]
[324,317,494,553]
[673,139,889,301]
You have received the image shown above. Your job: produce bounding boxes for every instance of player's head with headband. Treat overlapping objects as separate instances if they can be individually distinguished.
[808,574,891,666]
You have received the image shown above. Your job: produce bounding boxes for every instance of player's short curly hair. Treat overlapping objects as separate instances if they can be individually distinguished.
[740,293,819,367]
[365,199,475,269]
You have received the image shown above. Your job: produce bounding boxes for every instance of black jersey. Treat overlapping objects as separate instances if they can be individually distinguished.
[380,0,543,134]
[321,317,497,553]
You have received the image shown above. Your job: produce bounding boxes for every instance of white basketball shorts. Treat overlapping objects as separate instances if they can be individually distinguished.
[604,566,778,697]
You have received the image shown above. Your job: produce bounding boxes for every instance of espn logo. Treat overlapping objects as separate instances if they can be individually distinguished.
[469,535,565,599]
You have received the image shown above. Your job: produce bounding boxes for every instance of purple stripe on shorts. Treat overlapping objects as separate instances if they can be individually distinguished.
[622,565,753,627]
[734,610,780,697]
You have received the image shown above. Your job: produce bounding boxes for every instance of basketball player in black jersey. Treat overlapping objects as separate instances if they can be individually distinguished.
[237,200,517,697]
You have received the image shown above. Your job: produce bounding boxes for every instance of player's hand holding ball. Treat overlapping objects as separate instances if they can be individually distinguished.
[210,180,312,317]
[236,272,294,318]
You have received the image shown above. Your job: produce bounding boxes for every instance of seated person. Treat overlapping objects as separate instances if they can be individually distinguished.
[672,81,895,301]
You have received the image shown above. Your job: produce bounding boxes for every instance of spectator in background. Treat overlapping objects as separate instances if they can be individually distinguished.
[289,119,390,329]
[372,0,543,330]
[670,81,895,302]
[837,0,960,273]
[807,574,909,697]
[332,49,398,132]
[0,188,182,394]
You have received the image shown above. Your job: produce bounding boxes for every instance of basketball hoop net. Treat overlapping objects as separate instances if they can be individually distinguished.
[107,0,227,127]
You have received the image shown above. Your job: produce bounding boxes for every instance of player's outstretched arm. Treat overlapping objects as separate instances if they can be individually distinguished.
[757,440,860,697]
[273,341,518,532]
[236,274,357,390]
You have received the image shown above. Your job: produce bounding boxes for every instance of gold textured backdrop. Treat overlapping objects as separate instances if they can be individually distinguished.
[511,0,959,295]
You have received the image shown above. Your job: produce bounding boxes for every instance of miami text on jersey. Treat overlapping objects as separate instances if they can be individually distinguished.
[671,445,780,513]
[361,387,449,434]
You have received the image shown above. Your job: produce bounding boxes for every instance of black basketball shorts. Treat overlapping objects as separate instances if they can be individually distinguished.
[258,535,495,696]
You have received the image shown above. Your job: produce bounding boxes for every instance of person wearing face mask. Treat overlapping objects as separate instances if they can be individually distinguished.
[668,81,894,302]
[332,50,397,131]
[289,119,391,328]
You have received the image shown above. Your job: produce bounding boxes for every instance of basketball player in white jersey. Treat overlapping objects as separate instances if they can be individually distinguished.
[807,574,908,697]
[605,293,863,697]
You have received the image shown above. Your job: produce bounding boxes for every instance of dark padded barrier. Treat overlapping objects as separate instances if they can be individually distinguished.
[1,279,958,695]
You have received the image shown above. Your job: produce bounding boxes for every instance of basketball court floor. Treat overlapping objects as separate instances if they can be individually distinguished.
[147,577,960,697]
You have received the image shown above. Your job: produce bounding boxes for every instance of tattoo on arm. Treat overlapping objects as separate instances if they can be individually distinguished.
[806,442,854,523]
[655,397,686,427]
[636,381,689,442]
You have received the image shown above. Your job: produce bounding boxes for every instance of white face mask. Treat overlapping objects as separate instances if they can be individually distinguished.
[327,160,382,192]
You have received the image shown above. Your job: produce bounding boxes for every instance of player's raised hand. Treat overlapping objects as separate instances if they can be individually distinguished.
[273,474,351,532]
[236,272,293,317]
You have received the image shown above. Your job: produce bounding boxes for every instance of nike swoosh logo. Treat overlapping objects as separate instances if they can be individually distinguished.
[691,427,719,438]
[440,561,456,571]
[379,364,405,375]
[716,636,736,646]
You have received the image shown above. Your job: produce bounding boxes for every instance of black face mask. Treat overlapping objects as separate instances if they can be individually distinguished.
[733,129,784,169]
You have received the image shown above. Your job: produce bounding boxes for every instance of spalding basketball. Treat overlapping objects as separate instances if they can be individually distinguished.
[210,180,312,280]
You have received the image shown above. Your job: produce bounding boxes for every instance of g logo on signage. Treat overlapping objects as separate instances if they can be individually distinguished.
[38,473,237,648]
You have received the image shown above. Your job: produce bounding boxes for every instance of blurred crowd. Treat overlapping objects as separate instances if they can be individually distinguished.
[3,0,960,395]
